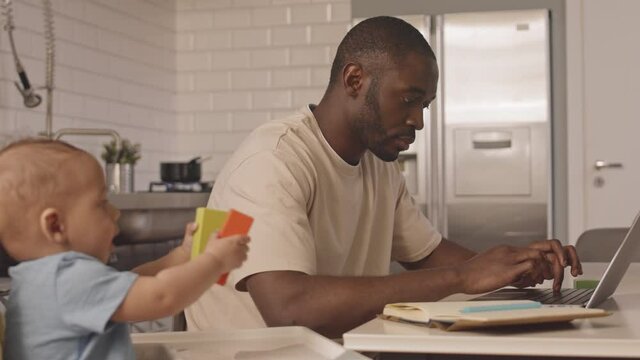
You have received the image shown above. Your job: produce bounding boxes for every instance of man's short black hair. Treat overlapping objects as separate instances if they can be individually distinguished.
[329,16,436,86]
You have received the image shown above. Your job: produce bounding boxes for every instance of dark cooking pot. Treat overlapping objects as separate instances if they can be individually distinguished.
[161,157,202,183]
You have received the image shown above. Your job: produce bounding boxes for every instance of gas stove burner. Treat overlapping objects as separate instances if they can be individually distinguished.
[149,181,213,193]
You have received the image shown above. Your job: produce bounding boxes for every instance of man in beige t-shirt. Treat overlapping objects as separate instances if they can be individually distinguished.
[186,16,582,338]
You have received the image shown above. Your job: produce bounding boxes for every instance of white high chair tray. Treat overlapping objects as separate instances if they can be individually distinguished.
[132,326,368,360]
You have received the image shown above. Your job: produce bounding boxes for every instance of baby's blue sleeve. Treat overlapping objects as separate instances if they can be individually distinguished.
[55,254,138,334]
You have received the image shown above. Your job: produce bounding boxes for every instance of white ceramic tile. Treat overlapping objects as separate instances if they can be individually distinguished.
[194,112,230,132]
[230,70,270,89]
[252,7,290,27]
[194,71,230,91]
[213,9,251,29]
[213,131,251,152]
[310,23,349,44]
[194,30,232,50]
[212,91,252,111]
[272,26,309,46]
[272,68,311,88]
[290,46,330,65]
[232,28,270,48]
[250,48,289,68]
[211,51,251,70]
[252,90,292,109]
[291,4,330,24]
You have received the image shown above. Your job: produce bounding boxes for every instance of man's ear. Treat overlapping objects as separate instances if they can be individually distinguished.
[342,63,364,97]
[40,208,67,244]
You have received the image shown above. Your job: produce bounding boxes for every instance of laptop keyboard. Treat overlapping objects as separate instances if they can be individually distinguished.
[472,288,595,305]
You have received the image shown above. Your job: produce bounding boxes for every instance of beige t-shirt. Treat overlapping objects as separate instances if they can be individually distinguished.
[185,106,442,331]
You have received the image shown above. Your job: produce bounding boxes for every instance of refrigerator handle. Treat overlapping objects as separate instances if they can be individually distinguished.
[428,15,447,236]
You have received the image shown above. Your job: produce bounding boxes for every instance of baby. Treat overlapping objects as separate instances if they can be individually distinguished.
[0,139,250,360]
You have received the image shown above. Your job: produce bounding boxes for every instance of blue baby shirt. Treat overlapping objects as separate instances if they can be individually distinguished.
[4,251,138,360]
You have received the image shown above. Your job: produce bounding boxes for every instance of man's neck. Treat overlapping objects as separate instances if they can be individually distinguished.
[312,94,366,165]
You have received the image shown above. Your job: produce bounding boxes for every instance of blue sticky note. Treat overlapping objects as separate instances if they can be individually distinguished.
[460,302,542,314]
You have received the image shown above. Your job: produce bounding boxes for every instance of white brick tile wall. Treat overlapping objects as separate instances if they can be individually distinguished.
[177,52,211,71]
[272,68,310,88]
[233,0,272,7]
[176,0,349,181]
[330,2,351,21]
[293,88,324,107]
[1,0,352,190]
[213,131,250,152]
[252,7,291,27]
[192,0,232,10]
[310,23,349,44]
[194,71,230,91]
[176,33,195,51]
[230,111,270,131]
[230,70,270,89]
[177,93,212,112]
[290,46,330,65]
[211,51,251,69]
[194,30,232,50]
[273,0,313,4]
[272,26,309,46]
[252,90,292,109]
[176,114,195,132]
[291,4,330,24]
[311,67,330,87]
[250,48,289,68]
[232,28,271,48]
[212,92,252,111]
[213,9,252,29]
[174,132,215,154]
[176,12,213,31]
[195,112,231,132]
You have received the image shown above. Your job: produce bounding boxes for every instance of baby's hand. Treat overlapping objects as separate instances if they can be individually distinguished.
[203,234,250,273]
[179,222,198,257]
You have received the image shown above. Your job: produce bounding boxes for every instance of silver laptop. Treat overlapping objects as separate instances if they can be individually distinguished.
[472,210,640,308]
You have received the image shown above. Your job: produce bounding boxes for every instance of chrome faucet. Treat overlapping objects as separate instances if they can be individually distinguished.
[53,128,121,151]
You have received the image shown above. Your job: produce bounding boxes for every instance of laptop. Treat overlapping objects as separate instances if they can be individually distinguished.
[472,210,640,308]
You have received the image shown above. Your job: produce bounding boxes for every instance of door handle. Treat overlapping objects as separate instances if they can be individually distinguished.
[594,160,623,170]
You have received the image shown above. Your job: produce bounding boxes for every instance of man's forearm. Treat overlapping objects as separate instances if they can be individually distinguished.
[247,267,464,338]
[404,238,476,270]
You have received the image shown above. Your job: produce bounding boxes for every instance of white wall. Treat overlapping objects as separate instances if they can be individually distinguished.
[565,0,585,244]
[175,0,350,180]
[0,0,177,190]
[0,0,351,187]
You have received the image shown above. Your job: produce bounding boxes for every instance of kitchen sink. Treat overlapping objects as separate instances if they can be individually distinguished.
[108,193,209,244]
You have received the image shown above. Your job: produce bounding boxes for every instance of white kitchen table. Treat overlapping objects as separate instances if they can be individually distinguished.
[343,263,640,359]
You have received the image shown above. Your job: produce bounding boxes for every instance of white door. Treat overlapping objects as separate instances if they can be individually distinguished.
[583,0,640,228]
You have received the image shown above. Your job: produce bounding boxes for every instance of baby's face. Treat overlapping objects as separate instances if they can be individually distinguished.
[64,155,120,263]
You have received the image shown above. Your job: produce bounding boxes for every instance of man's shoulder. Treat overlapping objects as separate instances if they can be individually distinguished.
[225,109,319,169]
[249,109,316,150]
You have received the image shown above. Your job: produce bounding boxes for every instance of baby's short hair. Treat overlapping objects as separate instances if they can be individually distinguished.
[0,138,86,243]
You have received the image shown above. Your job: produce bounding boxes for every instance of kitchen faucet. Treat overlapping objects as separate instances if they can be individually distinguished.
[2,0,123,167]
[53,128,122,153]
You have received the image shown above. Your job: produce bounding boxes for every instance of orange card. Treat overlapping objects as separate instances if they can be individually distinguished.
[216,209,253,285]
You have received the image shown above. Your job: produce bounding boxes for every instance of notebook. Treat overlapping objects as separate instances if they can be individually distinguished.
[473,210,640,308]
[381,300,608,331]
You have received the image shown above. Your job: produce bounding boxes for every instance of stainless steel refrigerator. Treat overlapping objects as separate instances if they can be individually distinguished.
[361,9,552,252]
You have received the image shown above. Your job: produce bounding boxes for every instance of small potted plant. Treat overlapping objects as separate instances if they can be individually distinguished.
[102,139,141,193]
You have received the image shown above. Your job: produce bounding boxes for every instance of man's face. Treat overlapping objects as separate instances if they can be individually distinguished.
[355,52,438,162]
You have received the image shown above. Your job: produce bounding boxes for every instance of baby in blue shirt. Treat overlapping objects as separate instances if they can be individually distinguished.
[0,139,250,360]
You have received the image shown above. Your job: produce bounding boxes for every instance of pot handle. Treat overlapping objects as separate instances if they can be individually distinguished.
[188,156,212,164]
